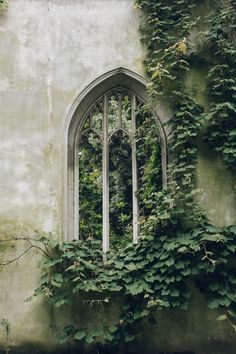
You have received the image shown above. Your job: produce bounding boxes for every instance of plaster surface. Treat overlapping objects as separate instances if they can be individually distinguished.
[0,0,144,349]
[0,0,144,233]
[0,1,236,353]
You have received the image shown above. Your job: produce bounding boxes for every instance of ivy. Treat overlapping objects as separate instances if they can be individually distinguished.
[30,0,236,350]
[137,0,206,226]
[203,1,236,188]
[33,224,236,346]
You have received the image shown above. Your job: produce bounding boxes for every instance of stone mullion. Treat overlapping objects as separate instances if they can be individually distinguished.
[102,94,109,254]
[131,94,139,244]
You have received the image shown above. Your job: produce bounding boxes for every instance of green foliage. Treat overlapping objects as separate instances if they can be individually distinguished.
[136,105,163,225]
[203,1,236,187]
[32,0,236,348]
[136,0,205,225]
[79,131,103,241]
[34,224,236,345]
[109,131,133,248]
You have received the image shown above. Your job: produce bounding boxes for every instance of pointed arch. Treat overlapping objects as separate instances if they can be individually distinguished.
[63,67,168,242]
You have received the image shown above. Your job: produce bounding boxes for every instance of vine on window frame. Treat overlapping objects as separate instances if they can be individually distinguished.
[30,0,236,348]
[77,88,163,253]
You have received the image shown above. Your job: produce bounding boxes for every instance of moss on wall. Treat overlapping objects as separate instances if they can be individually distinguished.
[0,0,235,353]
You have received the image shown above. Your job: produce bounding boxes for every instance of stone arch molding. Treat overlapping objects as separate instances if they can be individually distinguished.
[63,67,168,241]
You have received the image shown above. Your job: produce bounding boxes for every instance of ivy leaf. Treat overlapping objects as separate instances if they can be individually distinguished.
[54,298,69,308]
[178,246,188,253]
[126,263,137,271]
[124,334,135,342]
[165,259,174,267]
[208,299,219,309]
[217,314,227,321]
[74,330,86,341]
[51,280,62,288]
[85,334,95,343]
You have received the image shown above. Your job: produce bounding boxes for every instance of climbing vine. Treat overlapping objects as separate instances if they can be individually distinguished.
[138,0,205,226]
[1,0,234,351]
[33,223,236,346]
[203,0,236,188]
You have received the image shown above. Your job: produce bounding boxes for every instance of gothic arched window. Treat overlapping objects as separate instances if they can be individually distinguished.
[65,69,167,254]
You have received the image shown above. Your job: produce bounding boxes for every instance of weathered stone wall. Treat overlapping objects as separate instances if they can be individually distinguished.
[0,1,236,353]
[0,0,144,351]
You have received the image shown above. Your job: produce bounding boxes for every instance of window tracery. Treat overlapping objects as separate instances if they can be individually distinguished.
[76,87,162,253]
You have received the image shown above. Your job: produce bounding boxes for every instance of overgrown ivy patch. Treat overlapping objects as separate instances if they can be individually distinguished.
[29,0,236,348]
[203,1,236,188]
[33,223,236,345]
[0,0,235,350]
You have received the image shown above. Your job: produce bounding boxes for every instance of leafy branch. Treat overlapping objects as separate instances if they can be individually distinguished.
[0,236,51,266]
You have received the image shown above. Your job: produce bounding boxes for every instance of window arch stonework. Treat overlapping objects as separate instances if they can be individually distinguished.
[64,68,168,252]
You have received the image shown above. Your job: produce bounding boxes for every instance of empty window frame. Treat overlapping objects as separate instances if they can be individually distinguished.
[74,87,165,253]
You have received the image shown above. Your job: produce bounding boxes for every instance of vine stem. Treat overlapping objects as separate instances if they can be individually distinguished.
[0,237,51,265]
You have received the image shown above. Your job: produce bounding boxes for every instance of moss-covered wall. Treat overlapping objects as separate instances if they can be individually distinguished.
[0,1,236,354]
